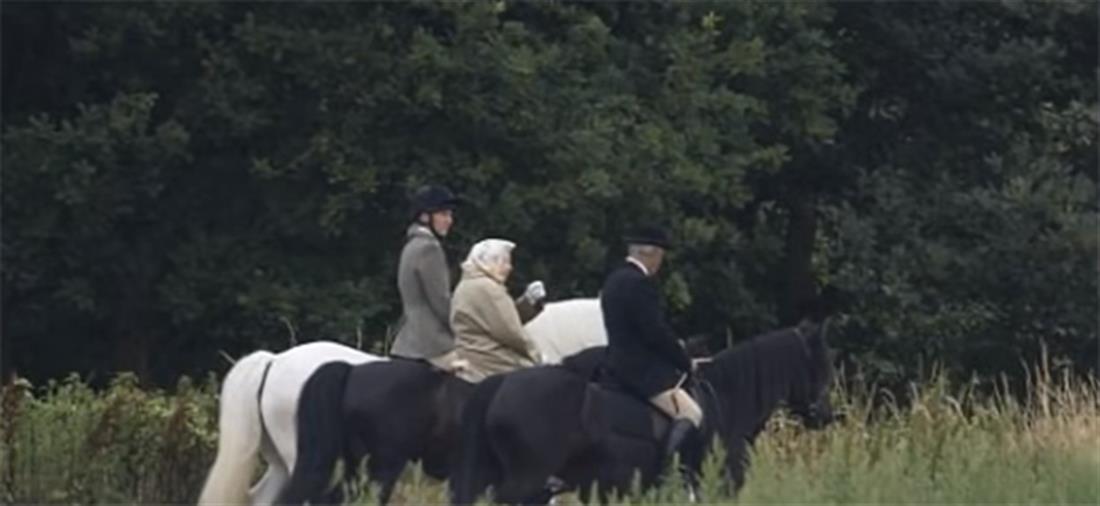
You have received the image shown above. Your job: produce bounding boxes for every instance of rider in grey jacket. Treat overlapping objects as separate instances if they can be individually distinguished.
[389,185,465,371]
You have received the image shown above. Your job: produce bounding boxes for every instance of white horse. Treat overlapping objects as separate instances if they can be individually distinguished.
[527,297,607,364]
[198,341,381,505]
[198,297,606,505]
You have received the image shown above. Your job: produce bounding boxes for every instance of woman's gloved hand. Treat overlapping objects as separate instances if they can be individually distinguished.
[522,280,546,304]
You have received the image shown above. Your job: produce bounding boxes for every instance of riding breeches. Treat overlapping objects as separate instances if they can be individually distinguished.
[650,387,703,428]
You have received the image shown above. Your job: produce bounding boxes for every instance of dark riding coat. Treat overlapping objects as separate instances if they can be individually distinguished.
[601,262,692,397]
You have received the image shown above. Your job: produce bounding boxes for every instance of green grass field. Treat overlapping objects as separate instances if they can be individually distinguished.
[3,362,1097,505]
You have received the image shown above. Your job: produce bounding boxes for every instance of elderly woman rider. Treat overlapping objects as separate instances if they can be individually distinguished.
[451,238,547,383]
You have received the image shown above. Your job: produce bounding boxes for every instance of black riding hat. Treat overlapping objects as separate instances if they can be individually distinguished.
[410,185,461,219]
[623,225,674,250]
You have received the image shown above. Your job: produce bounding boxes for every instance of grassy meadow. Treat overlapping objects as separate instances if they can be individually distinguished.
[2,360,1096,505]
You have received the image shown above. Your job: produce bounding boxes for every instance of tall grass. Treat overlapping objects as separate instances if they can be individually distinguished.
[737,362,1099,505]
[0,374,218,504]
[2,358,1096,504]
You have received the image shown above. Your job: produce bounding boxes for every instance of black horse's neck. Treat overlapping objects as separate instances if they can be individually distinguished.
[699,327,809,441]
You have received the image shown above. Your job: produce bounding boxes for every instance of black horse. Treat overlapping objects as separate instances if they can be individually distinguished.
[451,319,837,505]
[277,347,607,505]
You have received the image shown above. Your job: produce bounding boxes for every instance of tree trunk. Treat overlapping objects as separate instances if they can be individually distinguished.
[113,329,151,383]
[1,333,14,383]
[779,192,818,326]
[112,284,154,383]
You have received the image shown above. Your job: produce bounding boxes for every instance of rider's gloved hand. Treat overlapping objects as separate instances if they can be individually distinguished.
[450,358,470,373]
[523,280,547,304]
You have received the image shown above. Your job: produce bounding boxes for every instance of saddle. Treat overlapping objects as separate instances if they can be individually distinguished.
[591,377,704,443]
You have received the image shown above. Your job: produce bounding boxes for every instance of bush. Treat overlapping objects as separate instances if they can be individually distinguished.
[0,373,218,504]
[2,358,1096,504]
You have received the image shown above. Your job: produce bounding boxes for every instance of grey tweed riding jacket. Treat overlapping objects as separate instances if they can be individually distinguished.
[390,224,455,359]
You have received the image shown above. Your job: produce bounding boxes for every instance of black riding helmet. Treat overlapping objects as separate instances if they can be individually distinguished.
[409,185,461,220]
[410,185,462,237]
[623,224,675,250]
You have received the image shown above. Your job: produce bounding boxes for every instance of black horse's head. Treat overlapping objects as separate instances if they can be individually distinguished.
[786,318,837,429]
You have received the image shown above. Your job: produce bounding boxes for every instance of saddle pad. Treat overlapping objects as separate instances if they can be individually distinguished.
[593,385,670,442]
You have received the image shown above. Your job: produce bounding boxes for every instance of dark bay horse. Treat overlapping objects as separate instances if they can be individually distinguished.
[277,347,607,505]
[450,319,837,505]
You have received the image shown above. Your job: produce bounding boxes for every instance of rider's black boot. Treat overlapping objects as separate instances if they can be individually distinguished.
[662,419,704,502]
[661,418,694,468]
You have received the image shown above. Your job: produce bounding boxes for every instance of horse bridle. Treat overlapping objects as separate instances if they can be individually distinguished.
[792,323,813,359]
[791,323,829,422]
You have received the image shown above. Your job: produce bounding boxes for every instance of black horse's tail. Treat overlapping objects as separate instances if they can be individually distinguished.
[278,361,351,505]
[450,373,507,505]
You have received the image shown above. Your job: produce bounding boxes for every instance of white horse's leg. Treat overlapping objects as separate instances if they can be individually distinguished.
[262,368,303,474]
[198,351,277,506]
[247,360,300,505]
[205,341,381,505]
[256,341,382,475]
[248,437,290,505]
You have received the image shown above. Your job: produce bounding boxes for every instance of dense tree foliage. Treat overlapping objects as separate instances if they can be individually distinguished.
[3,1,1095,388]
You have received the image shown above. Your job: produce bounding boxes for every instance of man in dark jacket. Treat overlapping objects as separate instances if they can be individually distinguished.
[601,225,702,467]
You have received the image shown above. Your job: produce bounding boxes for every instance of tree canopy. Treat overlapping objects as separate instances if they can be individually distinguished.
[3,1,1095,389]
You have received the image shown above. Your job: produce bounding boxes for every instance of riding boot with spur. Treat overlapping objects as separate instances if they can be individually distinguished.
[661,418,694,469]
[678,424,705,502]
[662,418,704,501]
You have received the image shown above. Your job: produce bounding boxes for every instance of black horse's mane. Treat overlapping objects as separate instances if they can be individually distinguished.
[699,325,813,434]
[711,325,811,374]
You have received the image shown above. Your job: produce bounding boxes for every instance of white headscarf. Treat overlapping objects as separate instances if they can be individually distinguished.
[462,238,516,281]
